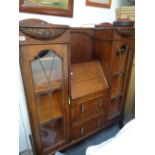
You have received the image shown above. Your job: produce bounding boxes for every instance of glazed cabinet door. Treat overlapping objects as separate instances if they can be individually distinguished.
[20,44,70,155]
[109,41,134,119]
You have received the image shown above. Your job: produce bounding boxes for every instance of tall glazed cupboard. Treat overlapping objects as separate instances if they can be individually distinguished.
[19,19,71,155]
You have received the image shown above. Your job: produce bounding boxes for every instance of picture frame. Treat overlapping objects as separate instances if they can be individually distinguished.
[86,0,112,8]
[19,0,74,17]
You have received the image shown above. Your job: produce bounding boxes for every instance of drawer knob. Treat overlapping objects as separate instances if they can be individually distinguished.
[99,99,103,106]
[81,105,85,113]
[71,72,73,76]
[80,128,84,135]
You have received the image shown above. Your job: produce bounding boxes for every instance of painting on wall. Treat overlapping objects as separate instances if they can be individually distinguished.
[19,0,74,17]
[86,0,112,8]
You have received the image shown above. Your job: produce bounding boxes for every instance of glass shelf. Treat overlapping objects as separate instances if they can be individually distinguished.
[34,80,62,95]
[113,71,127,77]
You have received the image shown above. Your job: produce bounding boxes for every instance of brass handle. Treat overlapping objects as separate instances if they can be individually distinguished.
[68,96,72,106]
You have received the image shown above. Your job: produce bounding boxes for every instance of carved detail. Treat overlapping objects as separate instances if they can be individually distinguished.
[116,28,134,37]
[20,27,67,40]
[19,19,69,40]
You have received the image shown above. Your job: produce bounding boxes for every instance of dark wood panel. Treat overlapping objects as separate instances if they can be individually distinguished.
[70,30,93,64]
[94,29,113,40]
[93,40,113,85]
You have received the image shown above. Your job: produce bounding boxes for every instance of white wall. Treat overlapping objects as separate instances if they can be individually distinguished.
[19,70,32,153]
[19,0,128,26]
[19,0,129,153]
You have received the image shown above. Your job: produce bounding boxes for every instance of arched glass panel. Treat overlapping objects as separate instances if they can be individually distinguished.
[111,45,131,98]
[110,45,131,118]
[31,50,65,149]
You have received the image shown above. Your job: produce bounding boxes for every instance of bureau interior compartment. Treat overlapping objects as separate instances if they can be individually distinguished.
[70,29,109,100]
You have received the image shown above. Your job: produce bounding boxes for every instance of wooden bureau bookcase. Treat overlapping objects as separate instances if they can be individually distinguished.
[19,19,135,155]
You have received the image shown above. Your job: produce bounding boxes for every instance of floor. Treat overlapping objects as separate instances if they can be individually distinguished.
[20,123,121,155]
[20,112,134,155]
[63,124,120,155]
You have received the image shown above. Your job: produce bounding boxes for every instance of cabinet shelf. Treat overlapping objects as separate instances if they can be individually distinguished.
[36,90,64,125]
[111,88,122,100]
[113,71,127,77]
[34,80,62,95]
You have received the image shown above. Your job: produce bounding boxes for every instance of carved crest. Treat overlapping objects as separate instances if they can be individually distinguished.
[19,19,69,40]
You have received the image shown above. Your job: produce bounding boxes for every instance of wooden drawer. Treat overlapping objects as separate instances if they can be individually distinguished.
[72,115,105,141]
[72,96,105,123]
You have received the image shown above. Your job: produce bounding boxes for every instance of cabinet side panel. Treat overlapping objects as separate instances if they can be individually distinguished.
[70,30,93,64]
[93,40,113,85]
[20,46,43,155]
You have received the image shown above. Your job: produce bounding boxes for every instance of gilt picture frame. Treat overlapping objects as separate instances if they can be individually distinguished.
[19,0,74,17]
[86,0,112,8]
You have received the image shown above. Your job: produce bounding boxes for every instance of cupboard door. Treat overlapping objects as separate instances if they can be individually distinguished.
[20,44,69,153]
[110,41,134,119]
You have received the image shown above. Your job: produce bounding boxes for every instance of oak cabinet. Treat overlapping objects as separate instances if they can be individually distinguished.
[19,19,134,155]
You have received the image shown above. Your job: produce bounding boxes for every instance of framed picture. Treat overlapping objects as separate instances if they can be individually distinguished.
[86,0,112,8]
[19,0,74,17]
